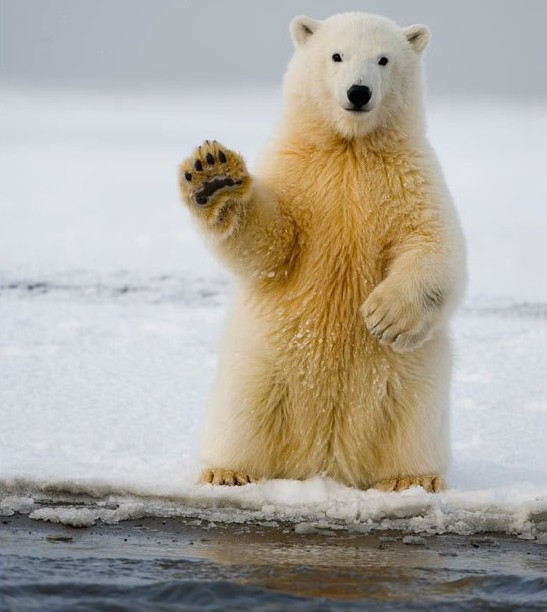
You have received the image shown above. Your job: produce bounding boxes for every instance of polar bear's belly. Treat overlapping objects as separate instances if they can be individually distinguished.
[251,272,401,485]
[258,228,394,408]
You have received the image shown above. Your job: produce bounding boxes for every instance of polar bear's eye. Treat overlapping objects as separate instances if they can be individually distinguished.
[332,53,342,63]
[378,56,389,66]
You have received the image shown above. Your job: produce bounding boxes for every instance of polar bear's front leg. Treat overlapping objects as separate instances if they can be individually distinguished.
[179,141,298,280]
[361,243,455,353]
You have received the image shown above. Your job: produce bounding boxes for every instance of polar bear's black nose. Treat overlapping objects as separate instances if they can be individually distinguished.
[347,85,372,108]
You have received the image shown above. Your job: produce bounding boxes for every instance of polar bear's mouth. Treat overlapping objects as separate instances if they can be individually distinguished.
[344,107,371,114]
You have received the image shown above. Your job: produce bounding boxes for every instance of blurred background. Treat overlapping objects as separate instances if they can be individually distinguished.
[3,0,547,96]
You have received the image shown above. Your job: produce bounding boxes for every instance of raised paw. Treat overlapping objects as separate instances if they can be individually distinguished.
[361,283,437,353]
[198,468,255,486]
[374,475,446,493]
[179,140,251,211]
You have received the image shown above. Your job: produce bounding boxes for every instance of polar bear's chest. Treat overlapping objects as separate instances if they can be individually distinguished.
[292,167,398,286]
[278,148,404,240]
[264,144,417,303]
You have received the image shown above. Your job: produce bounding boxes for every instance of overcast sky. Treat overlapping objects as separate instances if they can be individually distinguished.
[2,0,546,97]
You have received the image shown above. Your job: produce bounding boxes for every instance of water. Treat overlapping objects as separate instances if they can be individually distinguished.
[1,515,546,610]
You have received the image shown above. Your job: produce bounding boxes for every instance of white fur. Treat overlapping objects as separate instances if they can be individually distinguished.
[285,13,431,140]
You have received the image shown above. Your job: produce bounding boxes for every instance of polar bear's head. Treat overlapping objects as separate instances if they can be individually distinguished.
[284,12,430,139]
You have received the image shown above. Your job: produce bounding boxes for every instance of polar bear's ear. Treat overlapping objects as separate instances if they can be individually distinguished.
[290,16,321,48]
[404,24,431,53]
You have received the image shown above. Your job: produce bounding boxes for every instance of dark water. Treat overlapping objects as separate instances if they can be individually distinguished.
[1,515,546,611]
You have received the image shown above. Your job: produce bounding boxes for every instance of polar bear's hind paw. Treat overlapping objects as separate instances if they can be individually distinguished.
[374,475,445,493]
[198,468,255,486]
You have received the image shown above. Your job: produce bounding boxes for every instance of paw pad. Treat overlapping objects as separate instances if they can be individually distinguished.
[179,141,248,208]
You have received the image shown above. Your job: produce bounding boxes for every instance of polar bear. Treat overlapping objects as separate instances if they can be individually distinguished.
[178,12,466,492]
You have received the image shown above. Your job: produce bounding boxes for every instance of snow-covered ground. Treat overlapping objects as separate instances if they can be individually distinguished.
[1,86,546,535]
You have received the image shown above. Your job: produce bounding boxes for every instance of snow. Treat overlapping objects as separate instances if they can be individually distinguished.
[1,85,546,536]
